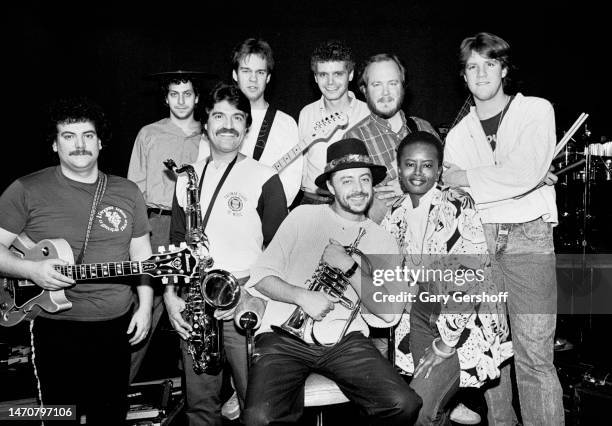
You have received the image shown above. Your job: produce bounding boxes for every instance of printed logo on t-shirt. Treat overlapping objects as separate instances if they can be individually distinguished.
[97,206,128,232]
[225,192,246,216]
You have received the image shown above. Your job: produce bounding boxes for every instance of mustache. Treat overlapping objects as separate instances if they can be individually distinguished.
[69,150,93,156]
[215,128,239,137]
[347,192,369,199]
[377,96,395,103]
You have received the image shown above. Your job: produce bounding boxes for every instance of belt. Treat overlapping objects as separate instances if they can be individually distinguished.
[147,208,172,217]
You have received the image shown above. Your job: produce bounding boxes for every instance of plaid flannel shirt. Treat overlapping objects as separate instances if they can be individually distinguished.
[344,111,438,184]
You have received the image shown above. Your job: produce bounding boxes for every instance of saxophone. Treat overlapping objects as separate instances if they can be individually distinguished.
[272,228,371,346]
[164,159,240,375]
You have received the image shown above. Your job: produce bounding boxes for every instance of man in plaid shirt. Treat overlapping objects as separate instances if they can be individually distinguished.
[344,53,438,223]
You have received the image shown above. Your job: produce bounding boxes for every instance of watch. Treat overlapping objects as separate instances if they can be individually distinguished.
[345,261,359,278]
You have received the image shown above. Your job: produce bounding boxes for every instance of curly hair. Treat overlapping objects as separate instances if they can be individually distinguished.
[396,131,444,167]
[231,38,274,73]
[46,97,110,145]
[159,76,200,103]
[310,40,355,73]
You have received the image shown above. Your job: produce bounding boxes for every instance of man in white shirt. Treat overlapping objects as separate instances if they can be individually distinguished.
[198,38,301,207]
[166,83,287,426]
[243,138,421,425]
[298,40,370,204]
[444,32,563,425]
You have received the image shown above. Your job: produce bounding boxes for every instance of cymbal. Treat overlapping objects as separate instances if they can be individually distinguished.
[148,70,218,79]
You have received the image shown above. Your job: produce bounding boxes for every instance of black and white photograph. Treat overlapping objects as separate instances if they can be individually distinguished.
[1,1,610,425]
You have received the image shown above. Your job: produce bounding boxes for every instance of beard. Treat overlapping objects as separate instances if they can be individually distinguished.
[366,90,405,119]
[336,191,372,215]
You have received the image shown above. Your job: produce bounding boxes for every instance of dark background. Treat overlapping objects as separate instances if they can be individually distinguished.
[2,1,609,189]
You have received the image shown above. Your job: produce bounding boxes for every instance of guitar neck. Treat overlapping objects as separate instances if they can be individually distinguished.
[55,261,143,281]
[271,139,311,173]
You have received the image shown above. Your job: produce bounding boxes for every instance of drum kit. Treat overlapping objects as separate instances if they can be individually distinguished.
[554,122,612,254]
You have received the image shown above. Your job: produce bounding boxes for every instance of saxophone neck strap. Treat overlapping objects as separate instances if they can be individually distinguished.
[198,155,238,232]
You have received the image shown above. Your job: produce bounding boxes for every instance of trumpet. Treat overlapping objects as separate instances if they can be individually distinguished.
[272,228,369,346]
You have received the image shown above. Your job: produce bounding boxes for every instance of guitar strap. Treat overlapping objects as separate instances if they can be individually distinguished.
[405,115,419,135]
[252,106,277,161]
[76,172,107,264]
[198,155,238,232]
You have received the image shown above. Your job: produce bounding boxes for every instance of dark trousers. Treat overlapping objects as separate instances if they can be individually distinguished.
[31,312,131,425]
[408,293,460,425]
[181,320,249,426]
[244,331,422,426]
[130,213,170,383]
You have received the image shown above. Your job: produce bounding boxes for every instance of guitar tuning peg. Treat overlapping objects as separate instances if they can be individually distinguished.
[161,277,169,284]
[168,244,176,251]
[173,276,178,283]
[179,242,187,248]
[157,245,165,253]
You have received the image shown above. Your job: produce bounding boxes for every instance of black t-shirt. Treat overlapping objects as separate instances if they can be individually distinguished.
[480,95,515,152]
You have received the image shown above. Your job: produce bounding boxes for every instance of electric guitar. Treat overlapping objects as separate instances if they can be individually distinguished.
[271,112,348,173]
[0,234,198,327]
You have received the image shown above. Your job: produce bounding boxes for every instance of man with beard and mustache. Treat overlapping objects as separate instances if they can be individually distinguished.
[243,138,422,425]
[344,54,438,224]
[127,71,203,382]
[165,82,287,426]
[0,98,153,424]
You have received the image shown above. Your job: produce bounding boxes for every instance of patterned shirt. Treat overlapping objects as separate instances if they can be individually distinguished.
[344,111,437,185]
[381,186,513,387]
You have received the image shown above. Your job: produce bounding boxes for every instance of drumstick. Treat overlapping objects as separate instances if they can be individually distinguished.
[554,113,588,158]
[514,158,586,199]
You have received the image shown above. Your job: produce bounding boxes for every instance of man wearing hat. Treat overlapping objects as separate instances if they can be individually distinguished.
[243,138,422,425]
[127,70,203,382]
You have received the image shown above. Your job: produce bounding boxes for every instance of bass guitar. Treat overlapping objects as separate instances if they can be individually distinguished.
[0,234,197,327]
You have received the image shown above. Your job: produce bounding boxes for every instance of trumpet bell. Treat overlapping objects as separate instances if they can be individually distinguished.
[201,269,241,310]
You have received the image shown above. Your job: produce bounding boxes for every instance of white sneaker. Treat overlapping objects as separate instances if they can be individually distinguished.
[450,403,481,425]
[221,391,241,421]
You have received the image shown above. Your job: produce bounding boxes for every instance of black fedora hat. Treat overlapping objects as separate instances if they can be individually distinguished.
[314,138,387,189]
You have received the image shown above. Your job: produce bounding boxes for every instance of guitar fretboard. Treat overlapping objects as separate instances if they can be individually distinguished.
[271,112,348,173]
[272,141,310,172]
[54,262,142,280]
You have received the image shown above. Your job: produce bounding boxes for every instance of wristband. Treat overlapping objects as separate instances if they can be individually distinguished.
[431,337,456,359]
[345,261,359,278]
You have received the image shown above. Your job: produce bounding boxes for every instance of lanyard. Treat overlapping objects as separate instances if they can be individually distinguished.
[198,155,238,232]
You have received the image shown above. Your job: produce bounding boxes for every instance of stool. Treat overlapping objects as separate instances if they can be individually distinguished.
[304,373,349,426]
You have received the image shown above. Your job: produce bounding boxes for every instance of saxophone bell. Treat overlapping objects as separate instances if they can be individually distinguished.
[201,269,241,310]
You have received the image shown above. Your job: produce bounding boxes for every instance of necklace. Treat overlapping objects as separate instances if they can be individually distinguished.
[493,95,511,165]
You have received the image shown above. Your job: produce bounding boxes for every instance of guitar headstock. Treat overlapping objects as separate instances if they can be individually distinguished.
[310,112,349,142]
[141,243,198,283]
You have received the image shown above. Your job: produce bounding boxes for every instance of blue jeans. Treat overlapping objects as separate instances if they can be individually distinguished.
[483,218,564,426]
[409,286,517,425]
